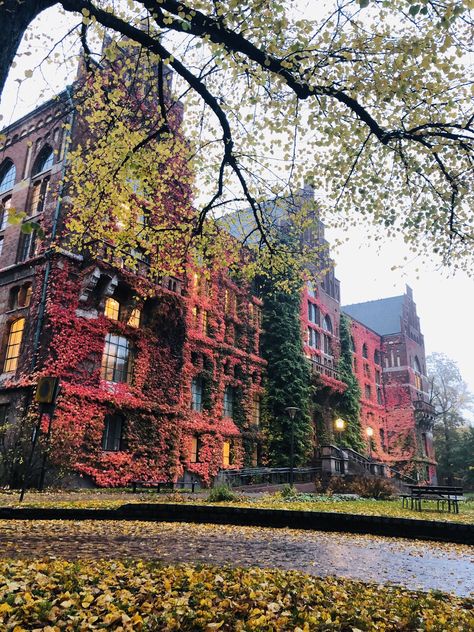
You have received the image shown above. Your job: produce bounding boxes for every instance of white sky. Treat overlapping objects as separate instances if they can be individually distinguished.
[1,6,473,403]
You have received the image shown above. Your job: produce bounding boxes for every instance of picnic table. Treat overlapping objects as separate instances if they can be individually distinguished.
[401,485,463,513]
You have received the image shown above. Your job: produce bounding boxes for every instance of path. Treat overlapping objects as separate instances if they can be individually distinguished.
[0,520,472,596]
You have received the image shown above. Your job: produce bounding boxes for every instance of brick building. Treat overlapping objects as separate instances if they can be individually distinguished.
[0,60,435,487]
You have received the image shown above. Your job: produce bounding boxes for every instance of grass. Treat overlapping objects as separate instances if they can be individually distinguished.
[0,488,473,524]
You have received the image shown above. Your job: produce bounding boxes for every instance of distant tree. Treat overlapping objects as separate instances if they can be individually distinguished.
[0,1,473,278]
[427,352,473,485]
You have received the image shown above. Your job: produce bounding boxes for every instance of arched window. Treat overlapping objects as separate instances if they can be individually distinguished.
[9,283,32,310]
[101,334,133,383]
[101,413,124,451]
[362,343,368,359]
[0,160,16,193]
[322,314,333,333]
[32,145,54,176]
[374,349,381,365]
[413,356,422,373]
[0,196,11,231]
[4,318,25,372]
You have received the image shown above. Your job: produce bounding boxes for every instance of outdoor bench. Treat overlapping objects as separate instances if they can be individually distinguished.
[401,485,463,513]
[131,479,198,493]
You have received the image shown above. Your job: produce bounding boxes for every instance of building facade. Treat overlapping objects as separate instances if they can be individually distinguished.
[0,65,435,487]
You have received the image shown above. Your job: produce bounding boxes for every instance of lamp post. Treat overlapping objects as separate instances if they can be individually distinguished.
[334,417,346,446]
[366,426,374,460]
[285,406,300,487]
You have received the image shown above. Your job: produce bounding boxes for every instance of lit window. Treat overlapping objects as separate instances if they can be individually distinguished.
[0,161,16,193]
[127,308,141,328]
[191,377,203,412]
[0,196,11,230]
[223,386,234,418]
[190,435,201,463]
[4,318,25,373]
[101,413,123,451]
[202,310,209,335]
[252,395,261,426]
[222,440,231,466]
[101,334,133,383]
[104,298,120,321]
[414,374,422,391]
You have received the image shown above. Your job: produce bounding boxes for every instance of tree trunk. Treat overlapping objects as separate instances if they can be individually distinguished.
[0,0,56,102]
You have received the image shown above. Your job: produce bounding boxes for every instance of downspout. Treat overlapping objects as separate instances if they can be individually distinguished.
[31,85,75,370]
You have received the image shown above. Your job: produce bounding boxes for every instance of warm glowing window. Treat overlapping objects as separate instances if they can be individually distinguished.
[101,413,123,451]
[190,436,201,463]
[127,308,141,328]
[202,310,209,335]
[222,440,231,466]
[101,334,133,383]
[4,318,25,373]
[252,395,261,426]
[414,373,422,390]
[104,298,120,321]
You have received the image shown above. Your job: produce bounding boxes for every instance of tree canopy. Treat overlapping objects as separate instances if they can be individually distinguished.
[0,0,473,277]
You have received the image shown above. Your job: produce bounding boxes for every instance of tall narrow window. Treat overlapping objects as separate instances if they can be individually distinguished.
[0,196,11,230]
[101,334,133,383]
[4,318,25,372]
[29,177,50,215]
[362,343,368,359]
[190,435,201,463]
[0,236,4,257]
[191,377,203,412]
[374,349,381,365]
[104,298,120,321]
[0,161,16,193]
[17,230,38,262]
[101,414,124,451]
[252,395,261,426]
[32,146,54,176]
[323,314,332,333]
[364,384,371,400]
[222,440,231,466]
[223,386,234,418]
[127,308,141,328]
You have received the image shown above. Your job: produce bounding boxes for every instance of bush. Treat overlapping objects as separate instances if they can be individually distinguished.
[350,476,397,500]
[281,484,298,499]
[207,484,238,502]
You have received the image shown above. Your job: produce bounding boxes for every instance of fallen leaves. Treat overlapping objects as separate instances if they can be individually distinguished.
[0,560,472,631]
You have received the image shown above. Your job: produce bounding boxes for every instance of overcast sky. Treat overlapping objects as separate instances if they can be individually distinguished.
[1,6,473,407]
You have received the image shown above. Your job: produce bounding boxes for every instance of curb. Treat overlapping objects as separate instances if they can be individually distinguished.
[0,504,472,544]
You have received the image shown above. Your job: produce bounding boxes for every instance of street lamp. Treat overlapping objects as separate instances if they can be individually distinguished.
[334,417,346,445]
[285,406,300,487]
[366,426,374,460]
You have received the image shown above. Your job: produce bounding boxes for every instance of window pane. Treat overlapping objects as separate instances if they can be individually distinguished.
[222,440,230,466]
[0,162,15,193]
[104,298,120,320]
[0,197,11,230]
[191,377,203,412]
[101,334,132,383]
[128,308,141,328]
[102,414,123,451]
[223,386,234,418]
[4,318,25,372]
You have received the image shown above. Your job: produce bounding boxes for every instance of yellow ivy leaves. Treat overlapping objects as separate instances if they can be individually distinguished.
[0,559,473,631]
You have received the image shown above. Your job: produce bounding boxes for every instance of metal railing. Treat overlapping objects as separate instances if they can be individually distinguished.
[216,467,321,487]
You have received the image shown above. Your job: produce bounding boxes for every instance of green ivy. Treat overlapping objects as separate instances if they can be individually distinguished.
[335,314,364,452]
[260,278,313,466]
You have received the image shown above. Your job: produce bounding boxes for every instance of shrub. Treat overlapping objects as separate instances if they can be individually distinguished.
[281,484,298,499]
[350,476,397,500]
[207,484,238,502]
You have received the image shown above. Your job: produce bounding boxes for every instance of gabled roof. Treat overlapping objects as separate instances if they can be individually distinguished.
[342,295,404,335]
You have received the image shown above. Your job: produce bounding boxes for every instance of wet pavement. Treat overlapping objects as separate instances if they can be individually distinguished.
[0,520,472,596]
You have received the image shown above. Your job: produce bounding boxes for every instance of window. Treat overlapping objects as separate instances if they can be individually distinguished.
[224,289,236,315]
[17,229,39,262]
[322,314,332,333]
[379,428,385,450]
[191,377,203,412]
[0,403,9,425]
[9,284,32,309]
[308,302,319,325]
[223,386,234,418]
[4,318,25,372]
[414,356,422,373]
[377,387,383,405]
[0,196,11,230]
[375,369,381,384]
[308,327,319,349]
[222,440,231,466]
[252,395,261,426]
[0,161,16,193]
[32,146,54,176]
[101,413,124,451]
[202,310,209,335]
[190,435,201,463]
[414,373,422,391]
[128,308,141,328]
[374,349,381,365]
[364,363,370,378]
[0,236,3,257]
[364,384,371,400]
[421,432,429,457]
[350,336,355,352]
[101,334,133,383]
[104,298,120,320]
[362,343,368,359]
[29,177,50,215]
[323,334,331,355]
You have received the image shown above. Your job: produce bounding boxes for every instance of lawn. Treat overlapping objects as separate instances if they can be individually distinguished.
[0,559,472,631]
[0,489,473,524]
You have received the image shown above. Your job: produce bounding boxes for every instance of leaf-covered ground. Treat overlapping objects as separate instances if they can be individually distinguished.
[0,559,473,631]
[1,490,473,524]
[0,520,472,596]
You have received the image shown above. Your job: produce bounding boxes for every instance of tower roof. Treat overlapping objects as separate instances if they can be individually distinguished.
[342,295,404,335]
